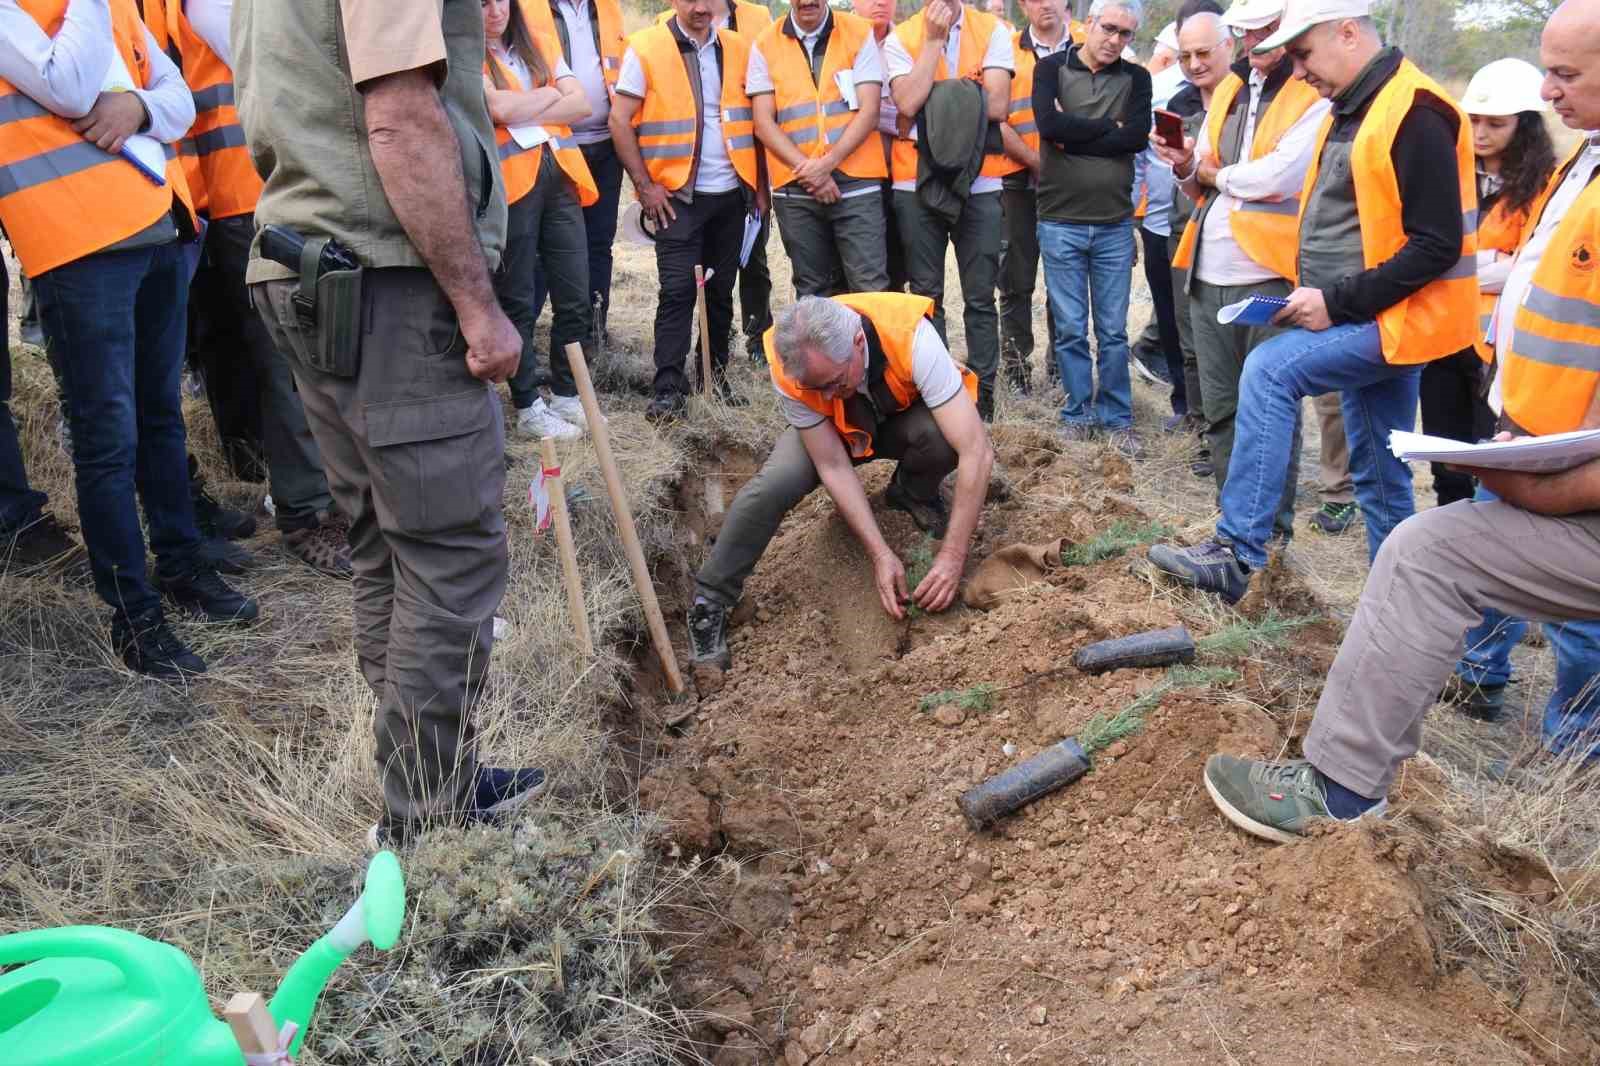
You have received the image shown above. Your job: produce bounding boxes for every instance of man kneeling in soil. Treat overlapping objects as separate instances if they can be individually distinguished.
[688,293,994,671]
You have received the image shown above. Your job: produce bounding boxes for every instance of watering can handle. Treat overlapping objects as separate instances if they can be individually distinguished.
[0,927,163,999]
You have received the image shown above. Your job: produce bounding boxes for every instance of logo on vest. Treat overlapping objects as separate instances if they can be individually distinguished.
[1572,241,1595,274]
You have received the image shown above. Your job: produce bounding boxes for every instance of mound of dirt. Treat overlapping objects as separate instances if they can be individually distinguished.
[642,429,1599,1065]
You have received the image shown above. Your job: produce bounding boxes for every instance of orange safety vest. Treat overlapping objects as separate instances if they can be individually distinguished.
[1069,19,1085,44]
[155,0,263,220]
[1171,71,1321,280]
[751,11,886,190]
[1295,58,1478,365]
[140,0,206,217]
[765,292,978,458]
[485,34,601,207]
[518,0,626,90]
[656,1,774,38]
[890,6,1018,183]
[1471,195,1529,362]
[1498,142,1600,435]
[1006,28,1061,159]
[0,0,197,276]
[625,21,760,193]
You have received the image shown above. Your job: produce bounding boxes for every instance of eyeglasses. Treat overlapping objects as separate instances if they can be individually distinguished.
[1096,23,1137,40]
[1179,44,1224,63]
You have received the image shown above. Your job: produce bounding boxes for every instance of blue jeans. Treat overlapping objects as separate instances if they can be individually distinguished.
[0,255,48,532]
[1455,485,1600,754]
[1038,219,1135,430]
[33,241,202,615]
[1219,321,1419,569]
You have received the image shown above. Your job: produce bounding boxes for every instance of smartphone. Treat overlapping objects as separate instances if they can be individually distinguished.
[1154,108,1185,150]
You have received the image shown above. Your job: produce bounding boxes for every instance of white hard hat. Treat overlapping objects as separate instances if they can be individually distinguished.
[1254,0,1371,53]
[1155,21,1178,52]
[1461,58,1550,117]
[1222,0,1285,31]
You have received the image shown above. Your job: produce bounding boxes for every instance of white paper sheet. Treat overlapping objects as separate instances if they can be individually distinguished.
[101,45,166,185]
[1388,428,1600,473]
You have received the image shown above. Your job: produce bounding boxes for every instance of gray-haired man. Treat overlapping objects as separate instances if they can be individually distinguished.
[688,293,993,672]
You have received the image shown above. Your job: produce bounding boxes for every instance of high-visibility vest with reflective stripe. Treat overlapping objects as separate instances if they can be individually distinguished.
[1500,143,1600,435]
[1473,195,1530,363]
[1171,71,1321,280]
[752,12,886,190]
[0,0,197,276]
[890,7,1018,183]
[765,292,978,458]
[486,36,600,208]
[626,22,760,193]
[159,0,262,220]
[1007,30,1041,157]
[519,0,627,89]
[656,1,774,38]
[141,0,207,216]
[1295,58,1478,365]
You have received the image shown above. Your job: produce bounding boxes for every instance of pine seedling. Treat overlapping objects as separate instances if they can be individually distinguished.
[903,535,937,617]
[919,683,996,714]
[1195,613,1316,659]
[1061,520,1172,567]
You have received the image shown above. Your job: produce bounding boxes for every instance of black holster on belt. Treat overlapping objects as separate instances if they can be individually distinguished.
[260,224,364,378]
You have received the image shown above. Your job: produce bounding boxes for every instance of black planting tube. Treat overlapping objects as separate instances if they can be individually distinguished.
[1073,625,1195,674]
[957,737,1091,831]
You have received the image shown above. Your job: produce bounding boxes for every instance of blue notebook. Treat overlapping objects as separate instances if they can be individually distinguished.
[1216,294,1289,327]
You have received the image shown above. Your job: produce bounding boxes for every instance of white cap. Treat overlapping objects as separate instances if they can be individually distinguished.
[1461,58,1550,117]
[1253,0,1370,53]
[1222,0,1285,31]
[1155,21,1178,52]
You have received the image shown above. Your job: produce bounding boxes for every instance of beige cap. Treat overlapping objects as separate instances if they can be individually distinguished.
[1222,0,1285,31]
[1253,0,1371,53]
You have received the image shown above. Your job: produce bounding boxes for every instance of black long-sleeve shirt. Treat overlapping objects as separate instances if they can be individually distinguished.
[1032,47,1152,224]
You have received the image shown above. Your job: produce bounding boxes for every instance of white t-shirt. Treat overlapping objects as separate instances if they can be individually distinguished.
[187,0,233,67]
[555,0,613,144]
[494,47,577,151]
[617,20,740,194]
[881,15,1013,195]
[777,319,966,429]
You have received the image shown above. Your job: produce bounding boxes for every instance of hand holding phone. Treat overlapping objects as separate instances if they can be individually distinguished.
[1153,108,1185,150]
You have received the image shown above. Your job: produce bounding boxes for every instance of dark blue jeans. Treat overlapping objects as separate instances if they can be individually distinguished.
[1,255,48,532]
[529,138,626,337]
[33,240,202,615]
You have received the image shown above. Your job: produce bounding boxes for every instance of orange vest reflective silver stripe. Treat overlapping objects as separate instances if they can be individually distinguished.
[518,0,626,90]
[753,11,886,190]
[1473,195,1530,362]
[1296,58,1478,365]
[140,0,207,216]
[0,0,197,276]
[1499,143,1600,435]
[1171,70,1321,280]
[890,7,1017,183]
[487,34,601,207]
[764,292,979,458]
[1007,30,1041,157]
[627,22,760,192]
[656,1,774,38]
[161,0,262,220]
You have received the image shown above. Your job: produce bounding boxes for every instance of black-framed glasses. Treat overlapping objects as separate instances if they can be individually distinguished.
[1097,23,1137,40]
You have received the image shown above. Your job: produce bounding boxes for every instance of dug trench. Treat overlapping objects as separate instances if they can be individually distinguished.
[623,425,1600,1065]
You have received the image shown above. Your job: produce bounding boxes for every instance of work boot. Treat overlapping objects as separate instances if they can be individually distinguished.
[1203,755,1387,845]
[885,477,950,538]
[1,512,80,574]
[158,558,260,624]
[189,456,256,540]
[366,765,547,850]
[1190,449,1214,478]
[645,391,688,425]
[688,597,731,670]
[713,376,750,408]
[1438,674,1509,723]
[196,535,256,576]
[1147,538,1251,605]
[1309,501,1358,535]
[112,606,207,679]
[283,512,353,578]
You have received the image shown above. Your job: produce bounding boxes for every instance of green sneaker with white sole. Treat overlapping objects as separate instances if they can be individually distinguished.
[1203,755,1388,844]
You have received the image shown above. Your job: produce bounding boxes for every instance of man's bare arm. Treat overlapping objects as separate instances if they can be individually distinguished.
[799,423,908,618]
[917,389,992,610]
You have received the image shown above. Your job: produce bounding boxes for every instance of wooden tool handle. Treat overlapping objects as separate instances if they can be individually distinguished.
[694,263,714,397]
[540,437,594,658]
[224,992,279,1055]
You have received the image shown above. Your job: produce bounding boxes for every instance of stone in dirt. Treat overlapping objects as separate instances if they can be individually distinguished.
[932,703,966,727]
[1028,1004,1048,1026]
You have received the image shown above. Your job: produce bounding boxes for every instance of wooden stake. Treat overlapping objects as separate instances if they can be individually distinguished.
[693,264,715,398]
[564,342,685,694]
[224,992,279,1056]
[540,436,594,658]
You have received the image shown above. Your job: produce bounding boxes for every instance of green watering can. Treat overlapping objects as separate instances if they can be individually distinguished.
[0,851,405,1065]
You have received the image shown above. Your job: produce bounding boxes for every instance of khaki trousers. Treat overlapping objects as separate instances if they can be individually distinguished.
[1305,500,1600,796]
[253,269,507,828]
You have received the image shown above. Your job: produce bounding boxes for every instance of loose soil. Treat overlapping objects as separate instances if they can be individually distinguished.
[635,426,1600,1066]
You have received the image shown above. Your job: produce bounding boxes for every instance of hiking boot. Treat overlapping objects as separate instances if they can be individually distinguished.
[885,478,950,538]
[1147,538,1251,605]
[548,393,602,432]
[1,512,80,574]
[516,398,581,441]
[1309,501,1358,535]
[1061,422,1101,444]
[158,559,260,624]
[112,607,206,679]
[1438,674,1508,723]
[1190,450,1214,478]
[191,482,256,540]
[646,391,688,425]
[712,377,751,407]
[283,513,353,578]
[365,765,548,851]
[688,597,732,669]
[1161,412,1189,434]
[196,535,256,576]
[1107,429,1144,461]
[1203,755,1388,844]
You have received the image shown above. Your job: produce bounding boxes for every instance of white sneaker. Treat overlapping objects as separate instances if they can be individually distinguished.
[548,393,601,432]
[516,399,581,440]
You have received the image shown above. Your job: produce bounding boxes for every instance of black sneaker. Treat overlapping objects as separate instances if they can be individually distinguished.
[885,477,950,537]
[1309,501,1358,535]
[112,607,206,678]
[196,536,256,576]
[1147,538,1251,605]
[1190,450,1214,478]
[688,597,731,669]
[645,391,688,424]
[158,559,260,623]
[189,456,256,541]
[1129,349,1170,386]
[1,512,80,574]
[1438,674,1508,723]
